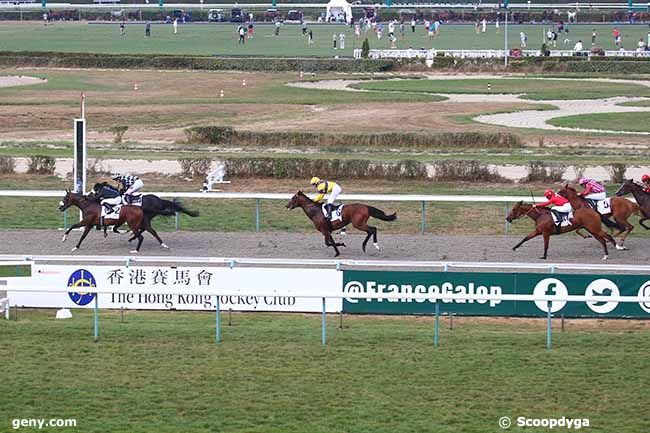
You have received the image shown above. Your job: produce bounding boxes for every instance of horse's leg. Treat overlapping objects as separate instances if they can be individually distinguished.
[327,232,341,257]
[540,232,550,260]
[613,217,633,250]
[575,228,591,239]
[62,218,93,242]
[145,220,168,248]
[639,217,650,230]
[72,225,92,252]
[512,229,540,251]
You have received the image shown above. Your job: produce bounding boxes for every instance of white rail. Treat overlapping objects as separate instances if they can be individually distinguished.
[3,255,650,272]
[0,190,543,202]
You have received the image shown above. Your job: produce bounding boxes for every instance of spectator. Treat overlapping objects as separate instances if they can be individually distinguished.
[145,21,151,38]
[520,31,527,48]
[308,28,314,45]
[637,38,646,52]
[332,32,337,49]
[613,27,621,47]
[339,32,345,50]
[573,39,583,53]
[411,17,416,33]
[120,20,125,37]
[274,19,281,36]
[238,25,245,44]
[591,29,597,45]
[173,17,178,34]
[247,22,254,39]
[481,18,487,33]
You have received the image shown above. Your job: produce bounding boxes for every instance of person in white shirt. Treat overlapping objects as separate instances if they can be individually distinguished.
[481,18,487,33]
[638,38,646,52]
[339,32,345,49]
[573,40,583,52]
[173,18,178,34]
[520,32,527,48]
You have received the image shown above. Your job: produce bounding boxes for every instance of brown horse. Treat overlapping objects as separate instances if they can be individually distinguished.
[286,190,396,257]
[558,184,641,249]
[506,201,616,260]
[58,190,145,253]
[615,179,650,229]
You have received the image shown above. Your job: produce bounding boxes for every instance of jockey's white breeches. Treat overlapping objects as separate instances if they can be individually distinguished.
[326,184,342,205]
[584,191,606,201]
[552,203,572,213]
[125,179,143,195]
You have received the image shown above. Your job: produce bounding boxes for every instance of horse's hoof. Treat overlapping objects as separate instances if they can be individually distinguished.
[130,250,139,254]
[341,243,346,248]
[373,242,381,251]
[602,255,609,261]
[62,235,67,242]
[512,247,517,251]
[71,247,78,252]
[615,244,627,251]
[160,243,169,249]
[539,256,547,260]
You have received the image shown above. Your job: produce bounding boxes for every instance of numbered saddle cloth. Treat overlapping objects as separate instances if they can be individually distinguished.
[323,204,344,222]
[551,211,573,227]
[122,193,142,206]
[101,204,121,220]
[595,198,611,215]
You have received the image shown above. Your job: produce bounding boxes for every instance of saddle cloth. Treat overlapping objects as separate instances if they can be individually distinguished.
[323,204,344,222]
[551,211,573,227]
[101,204,121,220]
[123,193,142,206]
[595,198,611,215]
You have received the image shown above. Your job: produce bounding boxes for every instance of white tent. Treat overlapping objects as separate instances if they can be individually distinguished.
[325,0,352,24]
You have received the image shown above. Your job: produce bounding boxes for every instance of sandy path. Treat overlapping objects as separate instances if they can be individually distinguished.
[0,75,47,88]
[288,76,650,135]
[1,230,648,265]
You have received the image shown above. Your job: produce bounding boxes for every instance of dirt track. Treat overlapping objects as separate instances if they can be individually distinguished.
[1,230,649,265]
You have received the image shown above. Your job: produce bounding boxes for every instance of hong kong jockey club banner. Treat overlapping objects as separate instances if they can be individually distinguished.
[8,265,343,313]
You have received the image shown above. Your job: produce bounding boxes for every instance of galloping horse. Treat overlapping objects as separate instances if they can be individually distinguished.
[286,190,396,257]
[558,184,640,249]
[615,179,650,230]
[506,201,616,260]
[58,190,145,253]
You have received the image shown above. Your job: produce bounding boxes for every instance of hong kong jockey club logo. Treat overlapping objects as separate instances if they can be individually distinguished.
[67,269,97,306]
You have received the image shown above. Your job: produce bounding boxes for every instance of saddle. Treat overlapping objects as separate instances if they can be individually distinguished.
[550,210,573,232]
[123,193,142,206]
[322,204,344,221]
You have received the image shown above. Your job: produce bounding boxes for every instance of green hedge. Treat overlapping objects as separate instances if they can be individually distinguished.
[224,157,428,179]
[566,60,650,74]
[0,51,394,72]
[184,126,522,149]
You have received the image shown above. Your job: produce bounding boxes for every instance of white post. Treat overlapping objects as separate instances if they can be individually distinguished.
[504,10,508,66]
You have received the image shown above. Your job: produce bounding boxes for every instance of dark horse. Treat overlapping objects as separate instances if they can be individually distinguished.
[558,184,641,250]
[506,201,617,260]
[615,179,650,230]
[286,190,396,257]
[90,183,199,248]
[58,190,145,253]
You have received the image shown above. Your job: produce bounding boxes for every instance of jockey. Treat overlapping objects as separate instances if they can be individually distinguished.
[310,176,342,219]
[93,182,122,213]
[112,172,143,204]
[534,189,572,226]
[577,176,606,208]
[642,174,650,193]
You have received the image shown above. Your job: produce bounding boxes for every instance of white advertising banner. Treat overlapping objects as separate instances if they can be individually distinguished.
[8,265,342,312]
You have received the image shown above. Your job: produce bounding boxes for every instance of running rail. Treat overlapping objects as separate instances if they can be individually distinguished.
[3,255,650,272]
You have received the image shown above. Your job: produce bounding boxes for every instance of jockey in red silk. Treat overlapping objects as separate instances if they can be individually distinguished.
[642,174,650,193]
[578,177,606,201]
[535,189,572,215]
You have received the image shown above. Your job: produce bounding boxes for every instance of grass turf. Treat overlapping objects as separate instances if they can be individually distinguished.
[1,22,650,56]
[547,112,650,132]
[352,78,650,100]
[0,309,648,433]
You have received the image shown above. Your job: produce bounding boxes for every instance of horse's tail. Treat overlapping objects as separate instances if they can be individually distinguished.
[160,198,200,217]
[368,206,397,221]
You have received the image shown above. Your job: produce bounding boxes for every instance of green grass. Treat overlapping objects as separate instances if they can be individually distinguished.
[618,99,650,107]
[352,78,650,100]
[1,309,648,433]
[1,22,650,56]
[547,112,650,133]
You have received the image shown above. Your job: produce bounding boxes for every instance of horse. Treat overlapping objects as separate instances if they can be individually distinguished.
[58,190,145,253]
[506,201,616,260]
[615,179,650,230]
[558,184,641,249]
[90,183,200,248]
[286,190,396,257]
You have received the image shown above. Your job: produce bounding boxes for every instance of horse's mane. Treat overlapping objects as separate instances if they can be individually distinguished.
[296,190,316,205]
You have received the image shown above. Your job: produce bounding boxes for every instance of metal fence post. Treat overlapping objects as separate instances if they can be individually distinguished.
[93,295,99,342]
[63,209,68,229]
[255,198,261,232]
[420,201,426,234]
[216,295,221,343]
[175,197,180,230]
[504,204,510,234]
[434,301,440,347]
[321,297,327,346]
